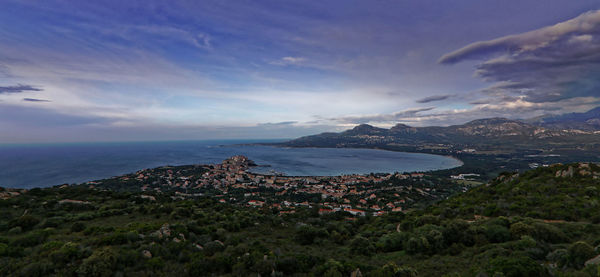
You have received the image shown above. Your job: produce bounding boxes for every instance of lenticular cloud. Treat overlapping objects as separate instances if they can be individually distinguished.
[440,10,600,107]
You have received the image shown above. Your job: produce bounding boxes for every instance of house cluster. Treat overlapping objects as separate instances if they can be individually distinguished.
[92,156,462,216]
[450,173,481,180]
[0,188,23,200]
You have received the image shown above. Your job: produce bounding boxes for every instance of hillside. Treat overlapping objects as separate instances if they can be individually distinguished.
[2,164,600,276]
[437,163,600,221]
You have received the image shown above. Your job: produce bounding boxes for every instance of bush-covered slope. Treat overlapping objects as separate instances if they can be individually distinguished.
[436,163,600,222]
[1,164,600,276]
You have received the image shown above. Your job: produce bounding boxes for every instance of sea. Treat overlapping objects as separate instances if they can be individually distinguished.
[0,140,462,189]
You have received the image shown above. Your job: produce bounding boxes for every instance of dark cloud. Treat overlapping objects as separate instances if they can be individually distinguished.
[438,10,600,65]
[440,9,600,110]
[23,98,51,102]
[416,94,453,103]
[468,99,490,105]
[0,84,42,94]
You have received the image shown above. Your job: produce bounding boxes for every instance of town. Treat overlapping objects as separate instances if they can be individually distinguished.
[90,156,470,217]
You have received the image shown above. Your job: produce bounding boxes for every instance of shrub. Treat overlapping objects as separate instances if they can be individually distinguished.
[509,222,534,239]
[413,224,445,254]
[405,236,429,255]
[370,262,418,277]
[50,242,80,264]
[204,241,226,256]
[443,219,470,245]
[71,222,86,232]
[252,259,274,276]
[314,259,346,277]
[41,217,65,228]
[276,254,321,274]
[349,236,375,256]
[146,257,165,270]
[10,230,49,247]
[41,240,64,252]
[569,241,596,269]
[377,232,406,252]
[18,261,54,277]
[414,215,439,226]
[76,247,118,277]
[10,215,40,231]
[531,223,568,243]
[546,249,569,268]
[0,243,7,256]
[295,224,328,245]
[7,226,24,236]
[487,255,544,277]
[0,242,23,257]
[97,232,129,246]
[447,243,466,255]
[485,225,511,243]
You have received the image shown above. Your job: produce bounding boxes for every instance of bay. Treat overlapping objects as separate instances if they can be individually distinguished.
[0,140,462,188]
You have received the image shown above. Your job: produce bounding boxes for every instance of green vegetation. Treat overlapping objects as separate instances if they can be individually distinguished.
[2,163,600,276]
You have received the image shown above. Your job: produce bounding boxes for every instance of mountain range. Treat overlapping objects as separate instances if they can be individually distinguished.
[282,107,600,150]
[527,107,600,131]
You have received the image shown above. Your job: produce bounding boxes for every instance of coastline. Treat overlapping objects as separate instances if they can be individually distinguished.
[0,142,463,189]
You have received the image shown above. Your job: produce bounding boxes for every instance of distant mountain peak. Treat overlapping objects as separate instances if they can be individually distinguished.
[353,123,375,129]
[390,123,412,130]
[349,124,377,132]
[344,124,387,135]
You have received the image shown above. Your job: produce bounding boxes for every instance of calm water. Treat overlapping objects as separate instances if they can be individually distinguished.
[0,140,462,188]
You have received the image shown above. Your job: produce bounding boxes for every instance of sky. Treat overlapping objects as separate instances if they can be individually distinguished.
[1,0,600,142]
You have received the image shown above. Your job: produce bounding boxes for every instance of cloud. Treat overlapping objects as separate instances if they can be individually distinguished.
[23,98,50,102]
[416,94,453,103]
[328,95,600,127]
[438,10,600,64]
[258,121,298,126]
[332,107,435,124]
[0,103,112,128]
[129,25,212,50]
[271,56,306,66]
[438,9,600,117]
[0,84,42,94]
[0,103,339,142]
